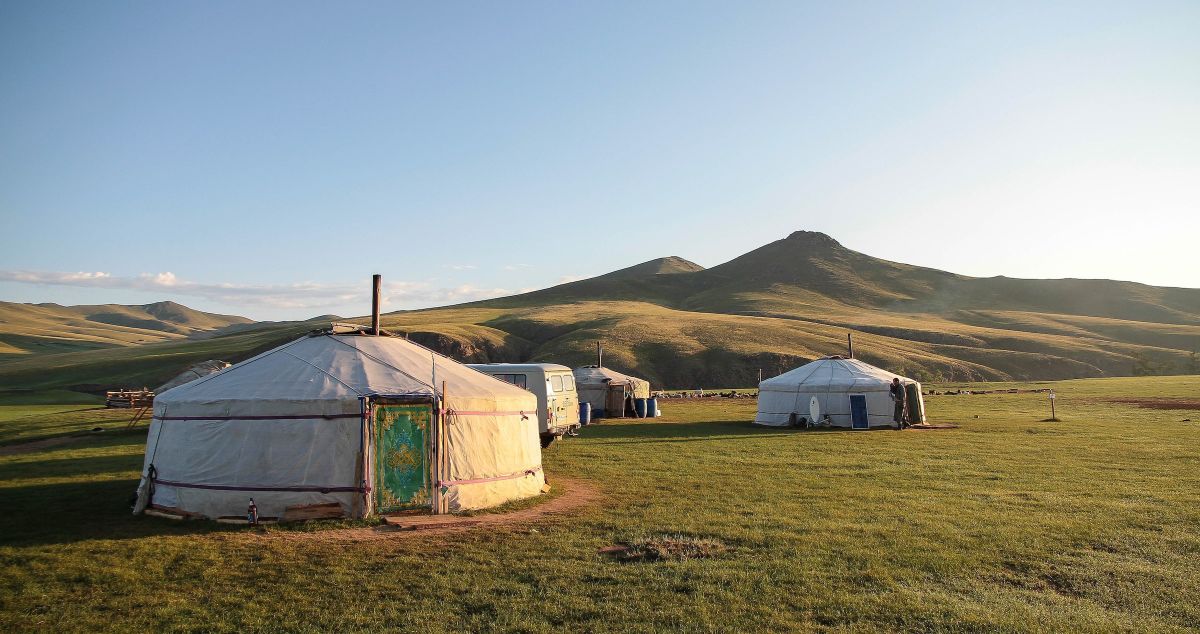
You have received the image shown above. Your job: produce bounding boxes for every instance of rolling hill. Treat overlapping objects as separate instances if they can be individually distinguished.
[0,301,253,357]
[1,231,1197,393]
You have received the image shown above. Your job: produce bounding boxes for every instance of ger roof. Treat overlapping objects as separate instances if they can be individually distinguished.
[467,363,573,373]
[155,333,532,404]
[572,365,649,386]
[759,357,910,392]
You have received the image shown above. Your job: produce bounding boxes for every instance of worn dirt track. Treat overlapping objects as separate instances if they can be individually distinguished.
[251,477,604,543]
[0,435,84,456]
[1099,397,1200,410]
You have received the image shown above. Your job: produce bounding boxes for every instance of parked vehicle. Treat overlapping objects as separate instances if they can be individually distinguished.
[466,363,581,447]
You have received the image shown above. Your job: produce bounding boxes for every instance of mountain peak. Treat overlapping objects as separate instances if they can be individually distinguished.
[598,256,705,280]
[654,256,706,274]
[143,300,187,310]
[785,230,842,247]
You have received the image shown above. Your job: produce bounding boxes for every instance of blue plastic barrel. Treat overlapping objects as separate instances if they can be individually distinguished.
[579,402,591,425]
[647,396,658,418]
[634,398,648,418]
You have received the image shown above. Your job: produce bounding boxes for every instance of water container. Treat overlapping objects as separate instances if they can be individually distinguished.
[634,398,648,418]
[647,396,658,418]
[579,402,592,425]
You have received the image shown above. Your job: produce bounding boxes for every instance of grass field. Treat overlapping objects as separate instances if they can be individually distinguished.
[1,376,1198,632]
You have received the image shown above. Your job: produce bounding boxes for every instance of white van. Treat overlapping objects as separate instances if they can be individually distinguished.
[466,363,580,447]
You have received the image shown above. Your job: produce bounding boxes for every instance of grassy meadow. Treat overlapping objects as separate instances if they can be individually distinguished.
[1,376,1198,632]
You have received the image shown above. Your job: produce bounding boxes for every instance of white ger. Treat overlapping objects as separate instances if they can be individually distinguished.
[754,356,926,430]
[133,328,545,521]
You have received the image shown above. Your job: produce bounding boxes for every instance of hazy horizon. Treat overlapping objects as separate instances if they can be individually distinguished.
[2,2,1197,320]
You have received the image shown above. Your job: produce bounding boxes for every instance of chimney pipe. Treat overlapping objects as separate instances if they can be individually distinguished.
[847,332,854,358]
[597,341,603,368]
[371,274,382,336]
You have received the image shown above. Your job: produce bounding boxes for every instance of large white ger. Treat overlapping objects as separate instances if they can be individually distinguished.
[754,356,925,430]
[133,330,545,521]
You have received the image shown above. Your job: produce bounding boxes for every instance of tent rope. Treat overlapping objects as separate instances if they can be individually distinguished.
[141,402,168,510]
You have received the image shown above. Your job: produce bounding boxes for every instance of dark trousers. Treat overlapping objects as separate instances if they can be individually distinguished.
[893,401,906,424]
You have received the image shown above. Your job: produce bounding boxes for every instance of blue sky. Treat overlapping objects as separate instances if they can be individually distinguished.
[1,1,1197,320]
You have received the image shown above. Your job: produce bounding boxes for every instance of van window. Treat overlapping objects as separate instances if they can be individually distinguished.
[550,375,563,392]
[495,373,527,389]
[563,375,575,391]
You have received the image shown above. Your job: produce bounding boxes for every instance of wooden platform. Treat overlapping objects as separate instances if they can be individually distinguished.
[106,389,154,408]
[380,514,484,531]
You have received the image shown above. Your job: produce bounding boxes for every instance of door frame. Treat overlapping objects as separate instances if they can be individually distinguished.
[368,396,437,514]
[849,393,869,430]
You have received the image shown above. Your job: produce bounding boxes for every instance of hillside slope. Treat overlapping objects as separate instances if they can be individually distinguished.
[0,301,252,356]
[469,231,1200,383]
[2,231,1197,392]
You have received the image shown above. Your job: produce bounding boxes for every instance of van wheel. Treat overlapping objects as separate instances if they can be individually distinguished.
[540,434,557,449]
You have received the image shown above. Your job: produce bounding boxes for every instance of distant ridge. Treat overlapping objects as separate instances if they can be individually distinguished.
[464,229,1200,383]
[2,230,1198,391]
[504,230,1200,325]
[0,301,252,356]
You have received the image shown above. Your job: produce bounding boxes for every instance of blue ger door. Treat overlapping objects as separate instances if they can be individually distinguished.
[849,395,869,430]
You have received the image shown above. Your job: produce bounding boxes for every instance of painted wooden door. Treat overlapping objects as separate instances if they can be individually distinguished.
[849,395,869,430]
[374,403,431,512]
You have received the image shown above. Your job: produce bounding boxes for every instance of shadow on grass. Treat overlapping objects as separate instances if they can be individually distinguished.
[0,453,142,482]
[578,420,904,444]
[579,420,791,442]
[0,477,241,547]
[0,425,148,449]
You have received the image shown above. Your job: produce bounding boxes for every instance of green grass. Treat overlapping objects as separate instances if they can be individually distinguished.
[0,405,133,444]
[1,376,1198,632]
[0,389,102,406]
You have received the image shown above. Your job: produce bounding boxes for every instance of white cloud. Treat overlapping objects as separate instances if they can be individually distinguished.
[0,270,519,311]
[146,272,178,286]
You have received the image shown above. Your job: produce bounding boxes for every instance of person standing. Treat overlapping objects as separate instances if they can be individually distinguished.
[890,378,908,428]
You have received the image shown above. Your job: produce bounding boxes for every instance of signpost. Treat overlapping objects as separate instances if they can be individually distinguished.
[1049,389,1057,421]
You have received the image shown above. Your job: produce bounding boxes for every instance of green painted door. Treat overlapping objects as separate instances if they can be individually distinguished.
[374,403,431,512]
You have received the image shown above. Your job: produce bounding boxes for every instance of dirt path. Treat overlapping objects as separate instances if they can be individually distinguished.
[251,477,604,544]
[1098,397,1200,410]
[0,436,84,456]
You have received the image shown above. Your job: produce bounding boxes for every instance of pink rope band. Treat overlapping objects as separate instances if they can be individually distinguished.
[442,410,532,418]
[438,465,542,487]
